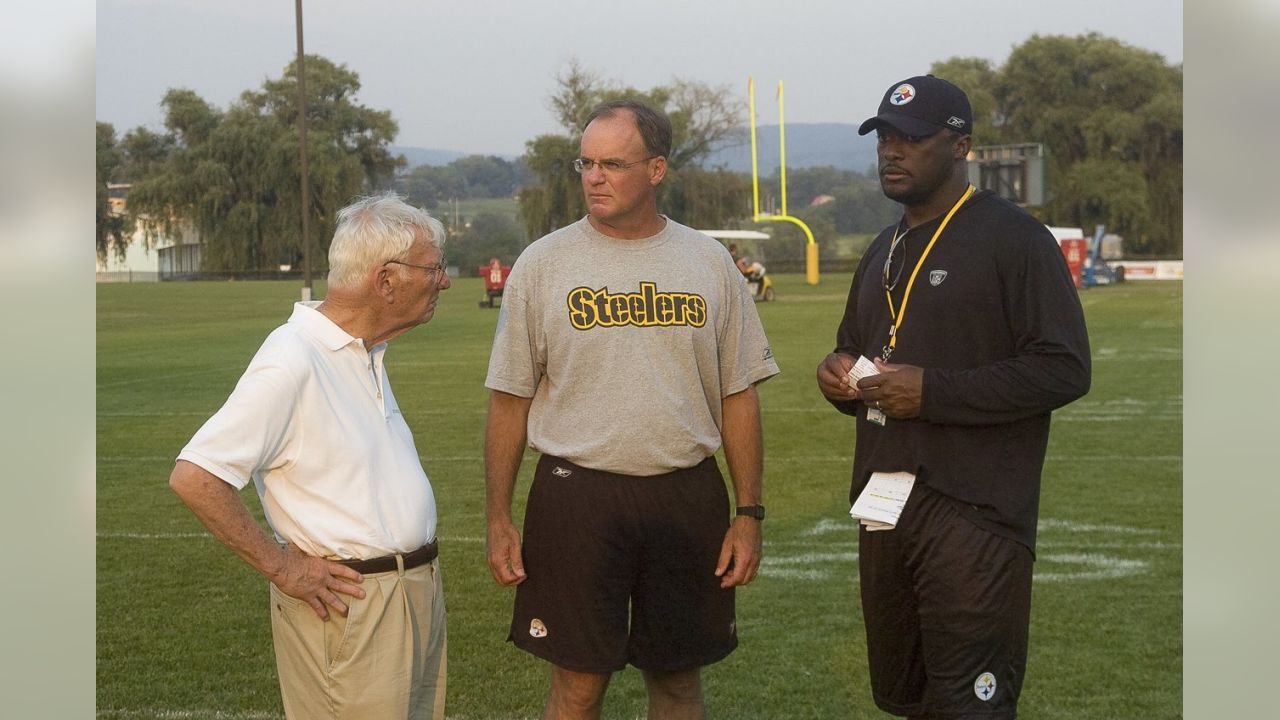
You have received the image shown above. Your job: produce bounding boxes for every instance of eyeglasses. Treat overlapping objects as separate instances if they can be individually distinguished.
[385,259,446,277]
[882,225,908,293]
[572,156,659,174]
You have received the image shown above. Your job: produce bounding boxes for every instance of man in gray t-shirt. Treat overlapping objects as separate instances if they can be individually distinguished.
[485,99,778,720]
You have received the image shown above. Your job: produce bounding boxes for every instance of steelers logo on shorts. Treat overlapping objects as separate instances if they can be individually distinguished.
[973,671,997,701]
[529,618,548,638]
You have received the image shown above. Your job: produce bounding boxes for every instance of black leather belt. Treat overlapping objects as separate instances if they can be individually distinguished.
[337,540,438,575]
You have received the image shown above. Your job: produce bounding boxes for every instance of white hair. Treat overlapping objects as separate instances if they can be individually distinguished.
[326,193,447,289]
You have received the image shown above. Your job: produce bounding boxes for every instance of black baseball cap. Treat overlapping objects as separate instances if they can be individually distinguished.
[858,75,972,137]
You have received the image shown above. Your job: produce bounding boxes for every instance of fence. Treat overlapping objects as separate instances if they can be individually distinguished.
[96,271,160,283]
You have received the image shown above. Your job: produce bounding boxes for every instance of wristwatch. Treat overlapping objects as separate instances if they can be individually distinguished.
[735,504,766,520]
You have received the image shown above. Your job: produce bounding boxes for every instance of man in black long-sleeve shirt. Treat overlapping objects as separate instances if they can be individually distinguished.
[816,75,1090,719]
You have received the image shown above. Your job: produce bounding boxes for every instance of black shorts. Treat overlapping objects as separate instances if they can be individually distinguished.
[859,482,1033,719]
[509,454,737,673]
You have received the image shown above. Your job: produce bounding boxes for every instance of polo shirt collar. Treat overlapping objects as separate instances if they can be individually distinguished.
[288,301,371,352]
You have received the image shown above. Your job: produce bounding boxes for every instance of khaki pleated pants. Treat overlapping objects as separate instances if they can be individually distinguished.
[269,558,447,719]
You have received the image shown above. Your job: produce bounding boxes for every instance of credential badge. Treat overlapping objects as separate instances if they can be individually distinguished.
[929,269,948,286]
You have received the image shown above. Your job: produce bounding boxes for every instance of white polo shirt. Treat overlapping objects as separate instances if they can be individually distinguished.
[178,302,438,560]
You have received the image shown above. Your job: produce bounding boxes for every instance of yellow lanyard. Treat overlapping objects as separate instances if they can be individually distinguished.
[881,184,974,362]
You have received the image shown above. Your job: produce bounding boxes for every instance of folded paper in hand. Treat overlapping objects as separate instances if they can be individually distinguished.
[845,355,879,384]
[849,471,916,531]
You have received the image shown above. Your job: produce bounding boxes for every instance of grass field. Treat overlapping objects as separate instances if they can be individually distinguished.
[96,275,1182,719]
[449,197,523,230]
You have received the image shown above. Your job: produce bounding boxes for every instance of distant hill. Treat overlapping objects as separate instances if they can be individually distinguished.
[700,123,876,174]
[393,122,875,174]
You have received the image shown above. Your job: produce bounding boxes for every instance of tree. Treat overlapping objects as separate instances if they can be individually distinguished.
[663,167,753,230]
[932,34,1182,255]
[450,155,524,197]
[118,55,402,272]
[997,34,1181,254]
[518,134,584,239]
[518,61,744,239]
[828,181,900,235]
[448,211,525,275]
[762,205,836,267]
[96,122,127,261]
[400,164,464,209]
[758,166,898,235]
[927,57,1001,148]
[765,166,855,209]
[399,155,526,209]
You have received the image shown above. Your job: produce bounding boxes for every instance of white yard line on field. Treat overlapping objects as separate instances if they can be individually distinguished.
[97,455,485,463]
[97,710,283,720]
[1033,553,1150,582]
[97,367,242,389]
[775,515,1170,582]
[98,532,484,544]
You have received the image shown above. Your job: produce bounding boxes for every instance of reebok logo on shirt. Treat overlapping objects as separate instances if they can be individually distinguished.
[566,282,707,330]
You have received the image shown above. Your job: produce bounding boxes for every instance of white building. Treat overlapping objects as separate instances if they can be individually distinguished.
[96,184,201,282]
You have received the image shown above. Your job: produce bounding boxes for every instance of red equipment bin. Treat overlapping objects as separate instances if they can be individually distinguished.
[1059,238,1086,289]
[479,258,512,307]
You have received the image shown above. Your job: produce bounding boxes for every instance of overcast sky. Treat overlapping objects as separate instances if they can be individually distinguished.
[96,0,1182,157]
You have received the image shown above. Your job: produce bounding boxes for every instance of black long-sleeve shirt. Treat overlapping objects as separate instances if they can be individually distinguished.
[830,190,1090,551]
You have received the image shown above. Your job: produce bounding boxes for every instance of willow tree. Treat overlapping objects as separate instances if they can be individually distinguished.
[96,122,128,261]
[121,55,402,272]
[932,34,1182,255]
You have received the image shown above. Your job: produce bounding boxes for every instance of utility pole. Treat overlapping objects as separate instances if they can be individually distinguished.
[295,0,313,301]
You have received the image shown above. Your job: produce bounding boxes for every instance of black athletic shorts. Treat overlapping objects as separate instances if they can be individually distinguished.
[509,454,737,673]
[858,482,1033,719]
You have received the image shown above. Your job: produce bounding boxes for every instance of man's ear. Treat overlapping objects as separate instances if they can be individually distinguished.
[649,156,667,187]
[373,264,397,303]
[954,133,972,160]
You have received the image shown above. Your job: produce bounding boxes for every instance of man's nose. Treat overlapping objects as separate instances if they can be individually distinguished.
[880,139,905,160]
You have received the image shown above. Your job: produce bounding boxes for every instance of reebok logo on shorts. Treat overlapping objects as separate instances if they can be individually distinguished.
[974,671,997,701]
[552,466,572,477]
[566,282,707,330]
[529,618,548,638]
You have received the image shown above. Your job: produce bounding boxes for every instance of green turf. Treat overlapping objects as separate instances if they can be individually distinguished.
[96,275,1182,719]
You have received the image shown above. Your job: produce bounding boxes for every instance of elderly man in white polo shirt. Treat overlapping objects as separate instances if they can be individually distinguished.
[169,193,452,720]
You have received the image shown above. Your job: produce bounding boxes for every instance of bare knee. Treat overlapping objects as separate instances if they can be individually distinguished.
[642,668,705,719]
[545,665,611,720]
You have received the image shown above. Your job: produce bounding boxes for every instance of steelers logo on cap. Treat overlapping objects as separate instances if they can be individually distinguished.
[890,84,916,106]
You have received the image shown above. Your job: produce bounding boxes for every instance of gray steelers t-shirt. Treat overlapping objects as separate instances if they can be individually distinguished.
[485,216,779,476]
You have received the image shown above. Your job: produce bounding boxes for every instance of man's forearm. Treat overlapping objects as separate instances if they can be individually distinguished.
[169,460,286,581]
[721,385,763,506]
[484,391,533,524]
